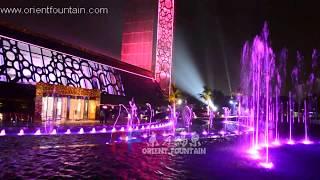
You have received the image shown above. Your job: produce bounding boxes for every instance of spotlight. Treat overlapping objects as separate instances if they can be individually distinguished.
[212,105,218,112]
[177,99,183,105]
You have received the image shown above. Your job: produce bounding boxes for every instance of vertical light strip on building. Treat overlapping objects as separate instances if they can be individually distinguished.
[155,0,175,95]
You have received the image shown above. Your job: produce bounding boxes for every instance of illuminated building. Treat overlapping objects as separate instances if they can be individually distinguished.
[0,0,174,122]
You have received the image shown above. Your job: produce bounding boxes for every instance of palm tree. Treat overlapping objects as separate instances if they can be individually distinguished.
[199,86,213,115]
[168,84,181,121]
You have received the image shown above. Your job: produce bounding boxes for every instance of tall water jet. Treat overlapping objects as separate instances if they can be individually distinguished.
[288,92,294,144]
[146,103,154,135]
[129,98,139,126]
[240,22,277,166]
[182,105,192,131]
[302,99,311,144]
[274,48,287,143]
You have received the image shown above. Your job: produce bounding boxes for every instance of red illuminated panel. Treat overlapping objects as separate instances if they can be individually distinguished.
[121,0,155,71]
[155,0,175,95]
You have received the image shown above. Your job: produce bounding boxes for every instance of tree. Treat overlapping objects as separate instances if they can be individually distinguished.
[168,84,181,121]
[199,86,213,115]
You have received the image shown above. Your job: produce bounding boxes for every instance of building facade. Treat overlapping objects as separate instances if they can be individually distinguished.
[0,0,174,123]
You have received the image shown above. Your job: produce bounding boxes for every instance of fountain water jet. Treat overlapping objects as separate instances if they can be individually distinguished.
[34,129,41,135]
[0,129,5,136]
[65,129,71,134]
[78,128,84,134]
[90,128,96,134]
[50,129,57,135]
[100,128,107,133]
[18,129,24,136]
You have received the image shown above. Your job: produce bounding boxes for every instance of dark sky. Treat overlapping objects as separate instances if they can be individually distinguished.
[0,0,125,59]
[1,0,320,94]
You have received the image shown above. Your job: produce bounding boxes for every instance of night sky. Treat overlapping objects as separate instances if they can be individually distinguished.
[1,0,320,94]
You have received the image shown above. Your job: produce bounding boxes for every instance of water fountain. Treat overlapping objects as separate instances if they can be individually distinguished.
[146,103,154,135]
[34,129,41,135]
[90,128,96,134]
[50,129,57,135]
[0,129,5,136]
[129,98,139,127]
[78,128,84,134]
[65,129,71,134]
[18,129,24,136]
[240,22,320,169]
[112,104,130,133]
[240,22,276,167]
[182,105,192,131]
[100,128,107,133]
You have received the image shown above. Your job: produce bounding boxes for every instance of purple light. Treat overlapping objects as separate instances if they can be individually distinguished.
[111,127,116,133]
[180,131,187,136]
[50,129,57,135]
[34,129,41,135]
[120,136,129,141]
[0,129,5,136]
[78,128,84,134]
[259,162,274,169]
[202,130,208,135]
[219,131,226,136]
[100,128,107,133]
[65,129,71,134]
[142,134,148,138]
[141,126,145,130]
[302,139,313,145]
[247,148,261,160]
[90,128,96,134]
[120,127,125,132]
[287,140,295,145]
[272,140,281,146]
[18,129,24,136]
[128,127,133,132]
